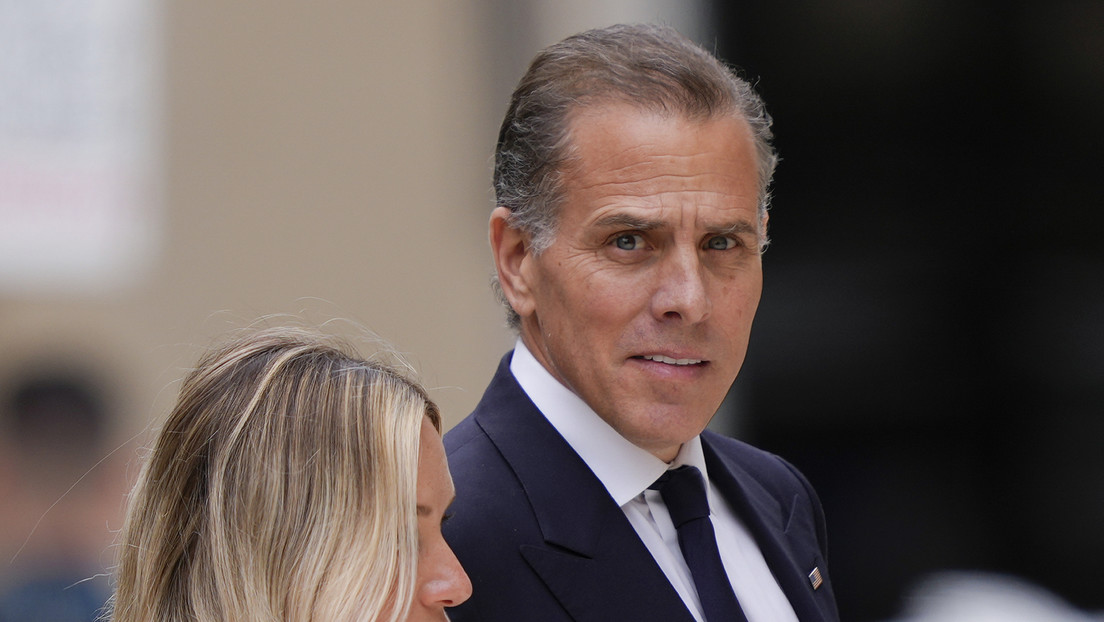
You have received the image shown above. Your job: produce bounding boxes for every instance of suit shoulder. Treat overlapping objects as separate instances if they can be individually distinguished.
[442,414,520,507]
[443,413,483,455]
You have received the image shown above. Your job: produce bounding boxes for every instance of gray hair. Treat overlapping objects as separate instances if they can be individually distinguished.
[492,23,779,329]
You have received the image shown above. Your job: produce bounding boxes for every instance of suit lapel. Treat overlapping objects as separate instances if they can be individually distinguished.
[473,359,695,622]
[702,434,830,622]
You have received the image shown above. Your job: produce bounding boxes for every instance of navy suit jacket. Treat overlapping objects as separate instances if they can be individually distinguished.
[443,353,839,621]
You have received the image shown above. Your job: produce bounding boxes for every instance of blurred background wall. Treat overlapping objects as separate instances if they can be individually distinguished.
[1,1,1100,620]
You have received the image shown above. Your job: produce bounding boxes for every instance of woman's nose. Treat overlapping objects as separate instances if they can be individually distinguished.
[422,541,473,608]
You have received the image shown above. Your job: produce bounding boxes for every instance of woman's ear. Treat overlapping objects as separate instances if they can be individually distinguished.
[489,206,537,319]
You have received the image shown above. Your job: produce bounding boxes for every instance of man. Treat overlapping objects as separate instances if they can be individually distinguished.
[444,23,839,622]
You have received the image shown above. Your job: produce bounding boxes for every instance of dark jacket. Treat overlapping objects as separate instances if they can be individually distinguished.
[443,353,839,621]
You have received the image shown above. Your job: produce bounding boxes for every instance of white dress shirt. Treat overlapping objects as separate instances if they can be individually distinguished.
[511,340,798,622]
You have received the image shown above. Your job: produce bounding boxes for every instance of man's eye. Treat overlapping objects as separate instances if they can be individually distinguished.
[706,236,737,250]
[614,234,644,250]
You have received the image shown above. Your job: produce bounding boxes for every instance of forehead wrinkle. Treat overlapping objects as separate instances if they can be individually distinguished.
[573,166,753,197]
[568,133,717,175]
[573,179,751,211]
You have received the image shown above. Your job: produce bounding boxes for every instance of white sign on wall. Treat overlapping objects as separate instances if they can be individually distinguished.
[0,0,161,296]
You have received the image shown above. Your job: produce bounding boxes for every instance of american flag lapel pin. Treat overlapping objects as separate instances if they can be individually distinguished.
[808,567,824,590]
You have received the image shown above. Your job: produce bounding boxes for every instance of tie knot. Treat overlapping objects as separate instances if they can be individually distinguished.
[651,465,710,528]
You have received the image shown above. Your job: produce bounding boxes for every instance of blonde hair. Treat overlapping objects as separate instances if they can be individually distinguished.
[111,327,440,621]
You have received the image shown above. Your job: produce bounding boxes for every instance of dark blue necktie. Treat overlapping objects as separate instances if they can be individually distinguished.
[652,465,748,622]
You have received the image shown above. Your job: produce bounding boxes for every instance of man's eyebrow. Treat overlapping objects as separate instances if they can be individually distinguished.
[708,221,759,237]
[591,214,663,231]
[593,214,760,237]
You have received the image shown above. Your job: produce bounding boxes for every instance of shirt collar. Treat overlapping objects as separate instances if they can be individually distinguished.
[510,339,708,506]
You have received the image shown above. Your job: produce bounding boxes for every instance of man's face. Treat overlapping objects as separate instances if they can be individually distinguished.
[506,103,765,462]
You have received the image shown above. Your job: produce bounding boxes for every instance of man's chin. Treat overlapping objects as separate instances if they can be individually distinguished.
[621,419,711,461]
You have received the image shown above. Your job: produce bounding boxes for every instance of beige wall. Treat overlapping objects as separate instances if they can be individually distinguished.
[2,1,512,445]
[0,0,709,441]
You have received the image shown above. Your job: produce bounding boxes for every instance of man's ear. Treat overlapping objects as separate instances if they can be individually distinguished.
[489,206,537,318]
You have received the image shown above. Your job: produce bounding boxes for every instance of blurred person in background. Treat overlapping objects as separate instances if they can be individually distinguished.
[0,372,122,622]
[109,327,471,621]
[443,23,838,622]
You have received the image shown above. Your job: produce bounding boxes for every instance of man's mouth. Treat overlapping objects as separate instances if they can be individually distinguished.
[639,354,704,366]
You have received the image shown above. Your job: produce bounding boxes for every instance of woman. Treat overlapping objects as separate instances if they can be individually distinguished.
[111,327,471,621]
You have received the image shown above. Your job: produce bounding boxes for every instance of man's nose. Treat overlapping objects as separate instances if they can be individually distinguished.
[650,248,711,324]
